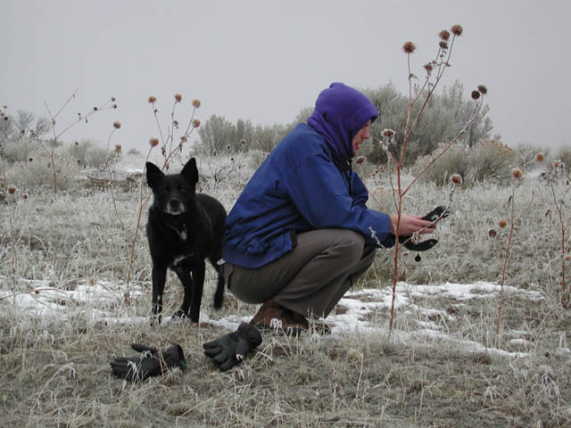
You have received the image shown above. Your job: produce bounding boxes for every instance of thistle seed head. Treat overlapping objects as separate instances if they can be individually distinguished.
[488,229,497,238]
[439,30,451,41]
[7,186,16,194]
[535,152,545,162]
[498,219,508,229]
[451,24,463,36]
[511,167,524,179]
[477,85,488,95]
[382,128,395,137]
[113,121,121,129]
[192,99,201,108]
[402,41,416,54]
[174,93,182,103]
[114,144,122,154]
[192,119,201,128]
[149,138,159,147]
[148,96,157,104]
[471,90,481,100]
[439,41,449,50]
[450,173,463,185]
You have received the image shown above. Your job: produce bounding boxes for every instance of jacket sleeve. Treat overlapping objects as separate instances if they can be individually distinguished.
[350,171,369,207]
[283,151,395,248]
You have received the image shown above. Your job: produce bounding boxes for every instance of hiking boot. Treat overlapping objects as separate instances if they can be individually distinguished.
[250,300,307,336]
[250,301,333,336]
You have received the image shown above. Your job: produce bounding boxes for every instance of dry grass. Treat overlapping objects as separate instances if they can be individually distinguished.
[1,153,571,427]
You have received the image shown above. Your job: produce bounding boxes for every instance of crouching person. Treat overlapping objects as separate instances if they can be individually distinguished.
[222,82,435,335]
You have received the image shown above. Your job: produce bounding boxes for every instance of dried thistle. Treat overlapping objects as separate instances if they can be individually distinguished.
[439,30,451,41]
[488,229,497,238]
[113,121,122,129]
[7,186,16,194]
[451,24,463,36]
[511,167,524,179]
[149,138,160,147]
[114,144,122,154]
[499,219,508,229]
[471,90,481,100]
[424,63,433,73]
[402,41,416,54]
[192,99,201,108]
[439,41,449,50]
[535,152,545,162]
[450,173,463,185]
[477,85,488,95]
[192,119,201,128]
[148,96,157,104]
[382,128,395,138]
[174,93,182,103]
[180,136,188,143]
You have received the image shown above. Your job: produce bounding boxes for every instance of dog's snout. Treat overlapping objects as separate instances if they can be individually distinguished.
[166,198,185,215]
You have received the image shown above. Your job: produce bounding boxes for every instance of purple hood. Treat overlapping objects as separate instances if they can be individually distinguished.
[307,82,379,169]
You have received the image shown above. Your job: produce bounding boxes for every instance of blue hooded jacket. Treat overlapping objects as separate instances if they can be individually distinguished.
[223,82,395,268]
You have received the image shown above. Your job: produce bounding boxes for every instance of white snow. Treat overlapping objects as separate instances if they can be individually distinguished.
[0,277,546,359]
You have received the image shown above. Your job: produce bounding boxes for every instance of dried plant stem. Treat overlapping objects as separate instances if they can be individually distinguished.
[388,164,403,335]
[125,146,155,286]
[549,184,569,307]
[496,191,516,337]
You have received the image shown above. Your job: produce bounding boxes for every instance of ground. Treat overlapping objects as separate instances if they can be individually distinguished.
[1,153,571,427]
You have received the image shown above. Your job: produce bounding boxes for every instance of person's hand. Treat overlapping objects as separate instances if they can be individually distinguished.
[110,343,186,382]
[203,323,263,371]
[390,214,436,236]
[394,206,450,252]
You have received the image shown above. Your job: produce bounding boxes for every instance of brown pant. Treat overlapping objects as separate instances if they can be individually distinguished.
[223,229,376,319]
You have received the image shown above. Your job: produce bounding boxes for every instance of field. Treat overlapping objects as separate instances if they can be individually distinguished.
[1,151,571,427]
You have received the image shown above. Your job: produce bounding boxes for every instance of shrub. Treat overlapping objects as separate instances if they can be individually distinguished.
[414,140,516,186]
[66,139,120,169]
[4,152,81,190]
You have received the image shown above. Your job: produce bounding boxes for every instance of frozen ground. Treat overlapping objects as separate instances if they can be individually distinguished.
[0,277,552,359]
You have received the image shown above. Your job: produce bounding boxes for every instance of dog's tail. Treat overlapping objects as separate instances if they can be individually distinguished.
[213,271,225,309]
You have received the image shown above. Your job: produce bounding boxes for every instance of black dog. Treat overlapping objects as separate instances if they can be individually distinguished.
[146,158,226,324]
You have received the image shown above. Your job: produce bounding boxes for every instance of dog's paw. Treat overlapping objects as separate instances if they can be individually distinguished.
[150,314,162,327]
[169,310,193,324]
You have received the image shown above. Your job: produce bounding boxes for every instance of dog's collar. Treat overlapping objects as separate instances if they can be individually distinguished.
[167,223,188,241]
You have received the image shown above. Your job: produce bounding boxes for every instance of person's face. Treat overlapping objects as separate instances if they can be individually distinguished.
[352,121,371,153]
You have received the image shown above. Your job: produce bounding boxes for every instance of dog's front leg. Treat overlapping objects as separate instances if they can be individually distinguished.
[173,267,193,319]
[151,264,167,325]
[188,260,206,323]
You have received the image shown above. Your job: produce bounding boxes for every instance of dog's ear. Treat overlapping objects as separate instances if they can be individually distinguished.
[181,158,199,185]
[146,162,164,188]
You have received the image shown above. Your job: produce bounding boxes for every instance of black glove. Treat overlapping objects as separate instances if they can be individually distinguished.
[110,343,187,382]
[401,206,450,252]
[203,323,262,371]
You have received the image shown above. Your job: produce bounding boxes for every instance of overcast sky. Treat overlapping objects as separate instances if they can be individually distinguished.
[2,0,570,152]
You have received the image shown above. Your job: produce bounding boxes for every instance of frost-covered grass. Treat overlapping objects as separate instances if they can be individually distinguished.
[1,152,571,427]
